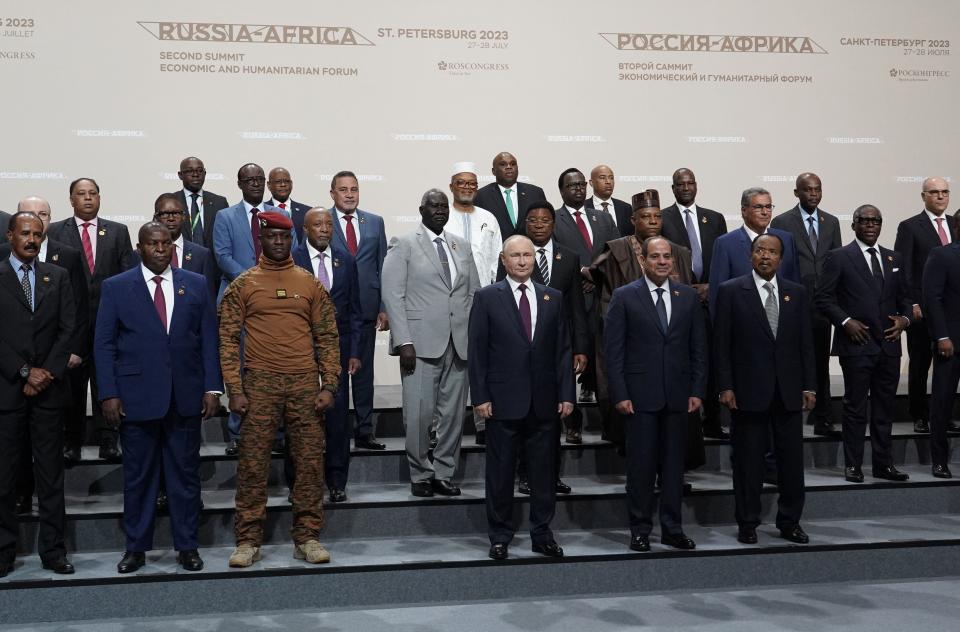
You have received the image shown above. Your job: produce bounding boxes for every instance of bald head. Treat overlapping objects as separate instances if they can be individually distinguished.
[303,206,334,251]
[589,164,615,199]
[921,176,951,216]
[17,196,52,235]
[492,152,518,188]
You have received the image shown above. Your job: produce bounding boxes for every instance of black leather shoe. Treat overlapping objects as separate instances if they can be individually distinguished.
[661,532,696,550]
[429,429,438,450]
[224,439,240,456]
[629,535,651,552]
[813,421,841,437]
[42,556,75,574]
[947,420,960,433]
[682,479,693,494]
[15,496,31,515]
[532,540,564,557]
[411,481,434,497]
[117,551,145,574]
[779,525,809,544]
[355,435,386,450]
[579,389,595,403]
[565,427,582,444]
[737,528,758,544]
[271,438,285,455]
[177,549,204,571]
[703,427,730,441]
[873,465,909,482]
[845,466,864,483]
[914,419,930,433]
[488,543,508,560]
[932,464,953,479]
[555,479,572,494]
[63,444,82,465]
[156,490,169,513]
[0,561,10,578]
[517,479,531,495]
[475,430,486,445]
[329,488,347,503]
[431,479,461,496]
[99,436,122,462]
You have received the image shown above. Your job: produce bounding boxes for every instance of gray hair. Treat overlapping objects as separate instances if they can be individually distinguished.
[740,187,770,208]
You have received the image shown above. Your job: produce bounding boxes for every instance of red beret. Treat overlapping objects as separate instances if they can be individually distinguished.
[631,189,660,211]
[257,211,293,230]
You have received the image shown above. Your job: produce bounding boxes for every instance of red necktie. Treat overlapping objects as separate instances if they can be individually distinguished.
[344,214,359,256]
[171,244,179,269]
[279,202,287,210]
[518,283,532,342]
[152,276,167,331]
[80,222,95,274]
[250,209,262,259]
[936,217,950,246]
[574,211,593,250]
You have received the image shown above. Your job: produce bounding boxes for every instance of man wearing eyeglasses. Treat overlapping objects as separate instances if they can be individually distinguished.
[708,187,800,319]
[266,167,312,243]
[445,162,501,288]
[816,205,911,483]
[174,157,229,250]
[151,194,219,301]
[894,176,957,434]
[212,163,290,454]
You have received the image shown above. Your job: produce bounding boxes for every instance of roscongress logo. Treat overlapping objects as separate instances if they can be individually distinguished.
[437,60,509,74]
[889,67,950,81]
[137,21,375,46]
[601,32,827,54]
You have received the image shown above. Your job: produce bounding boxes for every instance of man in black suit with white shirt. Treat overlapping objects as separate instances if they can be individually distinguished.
[266,167,312,243]
[585,164,633,238]
[174,156,229,250]
[473,152,547,240]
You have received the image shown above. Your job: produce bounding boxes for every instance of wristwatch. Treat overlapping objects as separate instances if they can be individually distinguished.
[19,364,30,379]
[321,384,338,395]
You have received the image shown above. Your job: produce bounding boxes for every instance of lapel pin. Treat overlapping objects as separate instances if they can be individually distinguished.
[543,294,551,301]
[43,275,50,283]
[784,295,791,302]
[51,253,59,262]
[673,290,680,296]
[887,255,893,261]
[591,215,597,222]
[359,216,366,224]
[177,287,185,295]
[185,252,193,261]
[98,229,106,236]
[450,241,457,250]
[555,252,562,260]
[333,258,341,267]
[701,216,708,224]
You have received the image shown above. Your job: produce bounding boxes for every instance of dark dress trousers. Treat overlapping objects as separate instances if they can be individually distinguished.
[94,267,222,552]
[47,216,133,447]
[0,259,76,564]
[895,211,956,421]
[816,243,912,469]
[175,189,229,251]
[713,274,816,530]
[922,243,960,467]
[290,242,363,491]
[604,279,706,537]
[468,280,575,546]
[772,206,842,424]
[585,197,634,238]
[474,182,547,240]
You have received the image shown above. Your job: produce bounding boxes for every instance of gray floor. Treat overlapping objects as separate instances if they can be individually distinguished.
[3,576,960,631]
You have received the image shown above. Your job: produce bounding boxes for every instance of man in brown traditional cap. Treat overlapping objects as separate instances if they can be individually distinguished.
[219,211,341,567]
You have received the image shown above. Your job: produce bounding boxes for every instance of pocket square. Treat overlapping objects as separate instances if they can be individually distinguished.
[892,268,899,272]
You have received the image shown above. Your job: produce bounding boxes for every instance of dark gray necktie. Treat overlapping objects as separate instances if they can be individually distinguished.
[434,237,451,287]
[655,288,668,331]
[189,193,202,242]
[763,281,779,338]
[807,216,818,252]
[867,247,884,287]
[684,209,704,280]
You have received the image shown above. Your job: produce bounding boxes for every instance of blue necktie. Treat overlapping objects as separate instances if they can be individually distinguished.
[655,288,668,331]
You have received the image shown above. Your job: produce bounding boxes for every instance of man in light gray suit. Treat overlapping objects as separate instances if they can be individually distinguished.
[382,189,480,497]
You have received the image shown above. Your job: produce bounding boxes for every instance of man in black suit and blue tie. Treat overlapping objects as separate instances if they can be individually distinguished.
[816,205,911,483]
[469,235,576,561]
[714,233,816,546]
[604,236,706,552]
[291,207,363,502]
[267,167,313,243]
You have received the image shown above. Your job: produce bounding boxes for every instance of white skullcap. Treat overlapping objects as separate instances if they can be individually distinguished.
[452,161,477,175]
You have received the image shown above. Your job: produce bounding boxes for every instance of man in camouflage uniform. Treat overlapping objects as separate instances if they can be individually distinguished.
[219,211,340,566]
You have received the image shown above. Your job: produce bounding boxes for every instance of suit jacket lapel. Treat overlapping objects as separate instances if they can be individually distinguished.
[497,281,529,343]
[847,243,877,289]
[33,261,51,309]
[168,269,186,335]
[530,284,549,345]
[135,272,169,336]
[744,276,775,340]
[92,221,107,273]
[634,280,666,335]
[0,260,31,311]
[417,229,450,289]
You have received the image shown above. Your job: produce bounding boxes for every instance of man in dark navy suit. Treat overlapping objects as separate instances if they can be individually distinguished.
[816,205,911,483]
[174,156,229,250]
[605,236,706,552]
[267,167,312,243]
[585,164,633,237]
[473,152,548,240]
[95,222,222,573]
[152,193,220,301]
[895,176,957,434]
[469,235,575,561]
[291,207,362,502]
[714,234,816,546]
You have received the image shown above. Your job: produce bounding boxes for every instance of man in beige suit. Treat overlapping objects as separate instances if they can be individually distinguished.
[382,189,481,497]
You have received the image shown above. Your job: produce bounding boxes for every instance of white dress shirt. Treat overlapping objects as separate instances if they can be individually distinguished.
[752,270,778,304]
[498,184,520,226]
[743,225,766,243]
[336,207,362,248]
[73,216,98,261]
[562,205,594,246]
[925,209,953,243]
[506,275,538,335]
[644,275,672,324]
[800,207,820,240]
[173,234,185,267]
[183,188,205,231]
[141,264,174,333]
[38,238,48,263]
[306,240,335,284]
[424,225,458,286]
[535,239,555,281]
[592,196,618,229]
[678,204,702,248]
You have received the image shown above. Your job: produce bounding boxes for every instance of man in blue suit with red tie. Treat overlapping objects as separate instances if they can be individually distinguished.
[469,235,576,561]
[95,222,222,574]
[291,207,362,502]
[604,236,706,552]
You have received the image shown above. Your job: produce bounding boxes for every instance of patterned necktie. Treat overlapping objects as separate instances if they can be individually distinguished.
[250,209,261,259]
[573,211,593,250]
[434,237,451,287]
[344,214,359,255]
[153,276,167,331]
[867,247,884,286]
[807,216,818,251]
[684,210,704,280]
[189,193,202,240]
[655,287,668,331]
[80,221,95,274]
[518,283,532,341]
[936,217,949,246]
[462,210,471,240]
[763,281,779,338]
[537,247,550,285]
[316,251,331,290]
[20,264,32,311]
[601,201,611,216]
[171,244,179,269]
[504,189,516,227]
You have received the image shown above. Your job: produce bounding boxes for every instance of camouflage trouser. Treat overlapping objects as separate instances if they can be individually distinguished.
[234,369,326,546]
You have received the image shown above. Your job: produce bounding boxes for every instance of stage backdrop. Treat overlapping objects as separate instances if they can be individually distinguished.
[2,1,957,386]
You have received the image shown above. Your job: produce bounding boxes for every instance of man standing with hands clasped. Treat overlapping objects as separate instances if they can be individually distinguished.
[469,235,575,560]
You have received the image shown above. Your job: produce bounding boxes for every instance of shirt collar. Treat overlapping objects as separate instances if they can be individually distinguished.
[644,275,669,293]
[752,270,777,291]
[183,187,202,200]
[242,200,263,214]
[506,275,533,293]
[678,203,698,214]
[535,239,554,254]
[855,238,878,253]
[564,205,585,216]
[423,225,444,241]
[743,225,766,243]
[9,252,34,271]
[800,206,819,221]
[173,234,185,253]
[74,216,97,227]
[498,183,515,194]
[306,240,329,258]
[925,209,948,224]
[141,263,173,283]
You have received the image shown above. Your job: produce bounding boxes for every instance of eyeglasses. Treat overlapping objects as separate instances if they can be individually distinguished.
[180,168,205,176]
[269,179,292,186]
[563,182,587,190]
[240,177,265,185]
[923,189,950,196]
[854,217,882,225]
[525,218,553,226]
[748,204,775,211]
[155,211,184,219]
[452,180,478,189]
